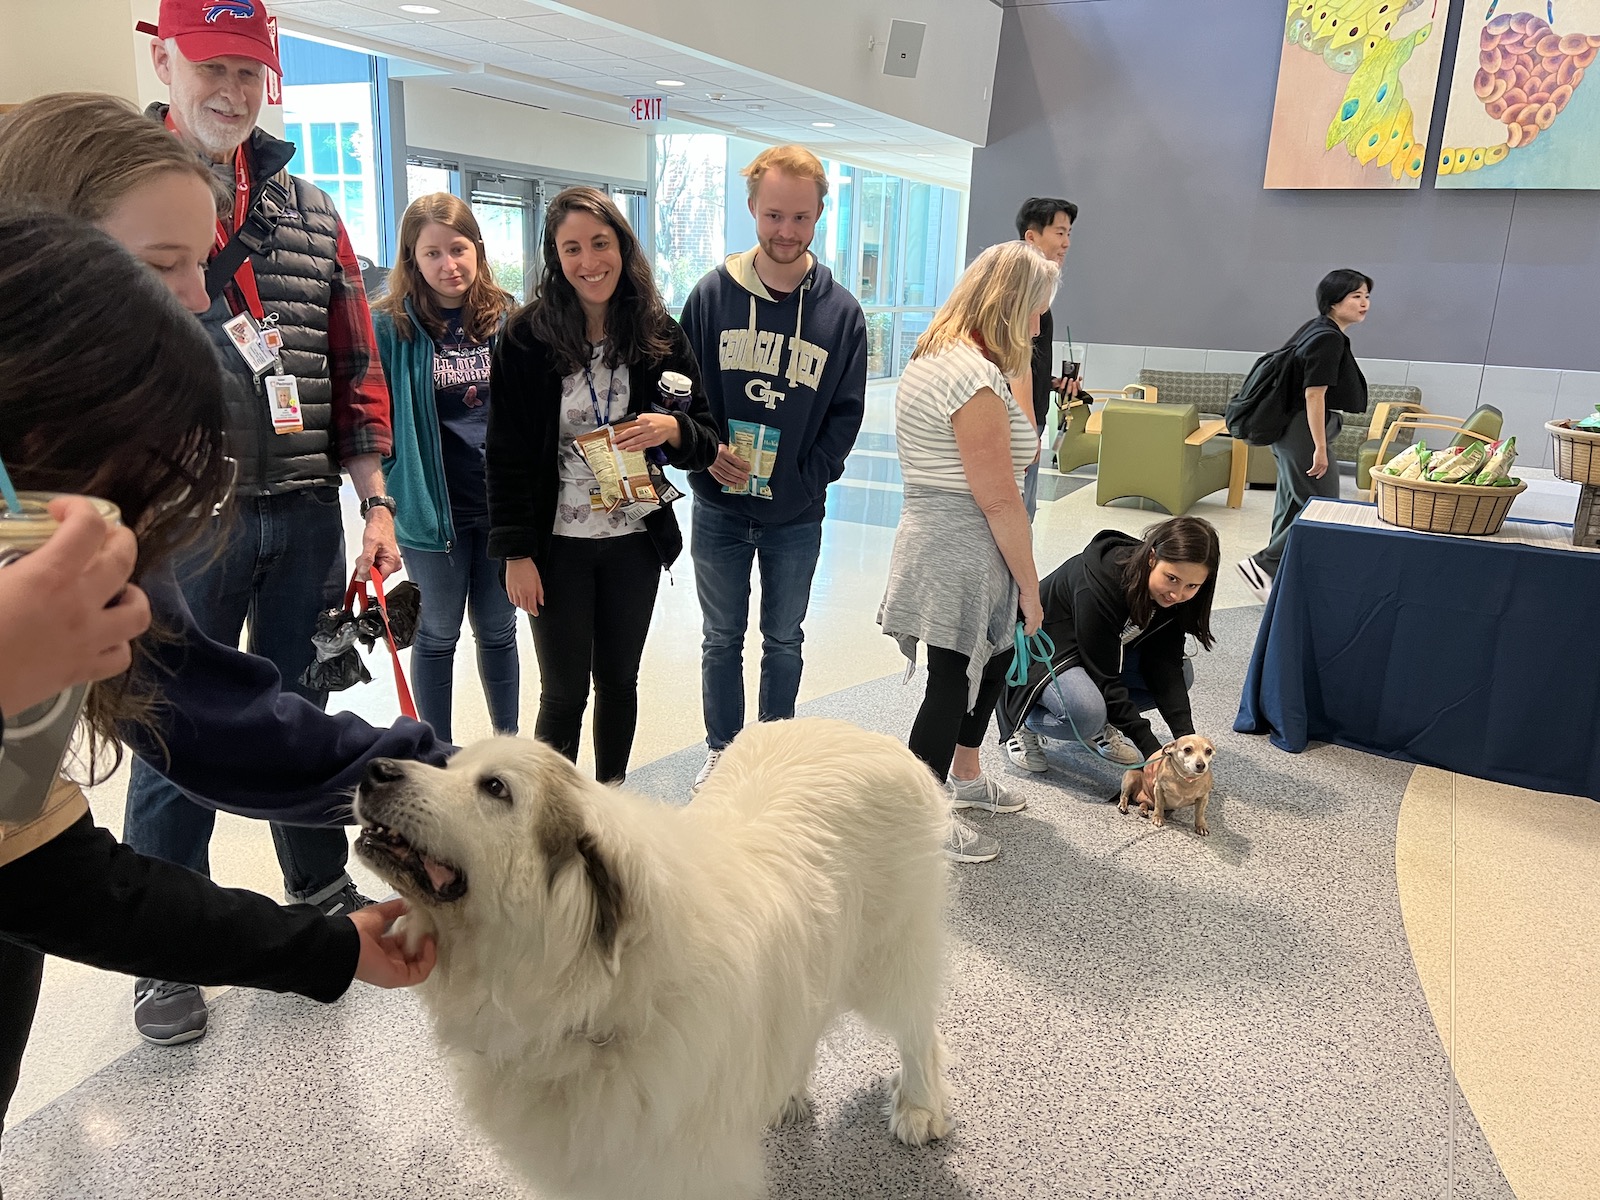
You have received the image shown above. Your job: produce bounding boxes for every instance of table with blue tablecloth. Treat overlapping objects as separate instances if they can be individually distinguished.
[1235,499,1600,800]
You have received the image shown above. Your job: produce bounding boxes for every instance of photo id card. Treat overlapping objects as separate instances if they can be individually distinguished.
[223,312,276,375]
[266,374,303,434]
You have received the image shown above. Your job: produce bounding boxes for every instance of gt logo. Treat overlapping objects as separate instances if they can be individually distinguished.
[205,1,256,21]
[744,378,785,410]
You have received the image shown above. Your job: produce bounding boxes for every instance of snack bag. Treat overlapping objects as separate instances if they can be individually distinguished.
[1430,441,1486,483]
[1384,443,1424,476]
[1423,446,1462,480]
[1398,442,1430,479]
[1576,405,1600,432]
[1470,436,1518,485]
[575,423,660,512]
[722,420,781,499]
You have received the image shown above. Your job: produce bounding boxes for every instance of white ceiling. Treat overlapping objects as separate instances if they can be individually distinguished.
[268,0,975,188]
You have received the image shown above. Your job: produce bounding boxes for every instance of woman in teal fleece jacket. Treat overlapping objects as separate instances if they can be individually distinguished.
[372,193,519,743]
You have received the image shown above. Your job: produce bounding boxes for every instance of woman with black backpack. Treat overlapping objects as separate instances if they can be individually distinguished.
[1236,269,1371,602]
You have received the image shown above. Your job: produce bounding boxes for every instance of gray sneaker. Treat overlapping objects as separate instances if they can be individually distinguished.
[943,815,999,863]
[950,770,1026,813]
[1004,729,1048,773]
[133,979,208,1046]
[692,747,723,793]
[306,880,374,917]
[1090,724,1143,766]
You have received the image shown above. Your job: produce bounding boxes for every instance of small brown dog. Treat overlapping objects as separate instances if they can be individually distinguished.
[1117,734,1216,836]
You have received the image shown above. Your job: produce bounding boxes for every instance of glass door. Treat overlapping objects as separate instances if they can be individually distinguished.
[468,171,536,303]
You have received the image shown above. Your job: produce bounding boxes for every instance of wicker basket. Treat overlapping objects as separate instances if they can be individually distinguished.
[1546,419,1600,486]
[1370,470,1526,535]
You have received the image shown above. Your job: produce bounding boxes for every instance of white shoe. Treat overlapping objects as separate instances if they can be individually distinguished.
[692,747,723,793]
[1089,724,1142,766]
[1004,729,1048,773]
[950,770,1026,813]
[943,814,999,863]
[1236,557,1273,604]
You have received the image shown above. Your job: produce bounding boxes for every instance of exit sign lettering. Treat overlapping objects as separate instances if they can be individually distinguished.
[629,96,666,122]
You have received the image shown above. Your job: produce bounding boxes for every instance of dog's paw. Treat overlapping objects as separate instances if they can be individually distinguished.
[770,1092,813,1128]
[1150,812,1165,828]
[887,1099,951,1147]
[1195,819,1210,837]
[392,910,435,958]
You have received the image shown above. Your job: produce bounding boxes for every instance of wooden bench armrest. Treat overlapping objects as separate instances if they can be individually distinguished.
[1375,415,1493,465]
[1185,419,1228,446]
[1365,400,1426,441]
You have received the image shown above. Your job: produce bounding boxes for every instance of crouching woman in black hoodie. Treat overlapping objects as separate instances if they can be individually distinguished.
[998,517,1220,772]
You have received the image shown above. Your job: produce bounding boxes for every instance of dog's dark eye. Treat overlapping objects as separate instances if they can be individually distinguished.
[480,776,512,804]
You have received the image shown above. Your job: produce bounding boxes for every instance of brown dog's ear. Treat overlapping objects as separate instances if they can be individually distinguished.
[540,802,627,972]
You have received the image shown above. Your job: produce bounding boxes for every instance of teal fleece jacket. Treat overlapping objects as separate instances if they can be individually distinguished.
[373,300,499,553]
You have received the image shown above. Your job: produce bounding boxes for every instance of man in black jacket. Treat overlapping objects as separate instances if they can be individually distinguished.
[123,0,401,1047]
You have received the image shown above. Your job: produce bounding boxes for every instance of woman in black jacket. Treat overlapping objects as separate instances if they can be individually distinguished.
[1237,268,1372,601]
[488,187,718,783]
[999,517,1220,770]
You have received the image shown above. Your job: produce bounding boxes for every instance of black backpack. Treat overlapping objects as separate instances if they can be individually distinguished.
[1224,324,1329,446]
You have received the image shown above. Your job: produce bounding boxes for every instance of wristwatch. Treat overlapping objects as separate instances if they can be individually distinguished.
[360,495,397,518]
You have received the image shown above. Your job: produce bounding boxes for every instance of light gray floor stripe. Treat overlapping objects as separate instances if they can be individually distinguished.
[4,608,1512,1199]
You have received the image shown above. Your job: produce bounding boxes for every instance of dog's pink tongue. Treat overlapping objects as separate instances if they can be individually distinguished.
[423,856,457,891]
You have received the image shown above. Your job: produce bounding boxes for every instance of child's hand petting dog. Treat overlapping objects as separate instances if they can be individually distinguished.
[350,896,438,988]
[1117,734,1217,836]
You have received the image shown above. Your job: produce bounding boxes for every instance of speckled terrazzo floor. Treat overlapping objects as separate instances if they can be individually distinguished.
[2,606,1512,1199]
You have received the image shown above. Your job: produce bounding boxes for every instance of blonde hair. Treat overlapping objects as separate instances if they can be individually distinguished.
[377,192,513,343]
[0,91,224,221]
[741,144,829,205]
[912,242,1059,378]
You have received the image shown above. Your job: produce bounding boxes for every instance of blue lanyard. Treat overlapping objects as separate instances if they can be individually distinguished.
[582,355,614,427]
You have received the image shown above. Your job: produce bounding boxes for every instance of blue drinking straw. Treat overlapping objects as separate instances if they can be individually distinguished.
[0,457,20,517]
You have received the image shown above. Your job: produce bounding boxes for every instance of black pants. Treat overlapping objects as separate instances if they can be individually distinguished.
[0,938,44,1143]
[529,533,661,784]
[908,645,1012,783]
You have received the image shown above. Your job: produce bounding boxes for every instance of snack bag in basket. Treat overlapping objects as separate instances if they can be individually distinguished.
[1398,443,1430,479]
[1384,443,1424,476]
[1470,437,1518,486]
[1430,441,1485,483]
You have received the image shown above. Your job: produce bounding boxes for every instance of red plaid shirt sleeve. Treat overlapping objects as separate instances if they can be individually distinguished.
[326,218,393,461]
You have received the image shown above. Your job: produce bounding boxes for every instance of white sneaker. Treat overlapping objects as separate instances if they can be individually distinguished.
[692,747,723,793]
[943,814,999,863]
[1089,724,1142,766]
[950,770,1026,813]
[1236,557,1272,604]
[1004,729,1048,773]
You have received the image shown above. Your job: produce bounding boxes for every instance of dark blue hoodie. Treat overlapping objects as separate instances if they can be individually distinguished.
[679,249,867,526]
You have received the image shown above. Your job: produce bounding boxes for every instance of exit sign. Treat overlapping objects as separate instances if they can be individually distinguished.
[629,96,667,122]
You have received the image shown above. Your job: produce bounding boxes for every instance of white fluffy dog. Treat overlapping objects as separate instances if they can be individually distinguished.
[353,717,953,1200]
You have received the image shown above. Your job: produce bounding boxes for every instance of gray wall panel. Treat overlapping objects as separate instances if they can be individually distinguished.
[972,0,1600,371]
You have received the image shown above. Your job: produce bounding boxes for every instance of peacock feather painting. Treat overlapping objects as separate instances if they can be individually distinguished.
[1437,1,1600,187]
[1264,0,1451,188]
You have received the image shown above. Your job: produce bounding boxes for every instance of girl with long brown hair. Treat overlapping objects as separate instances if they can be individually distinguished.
[487,187,718,783]
[373,192,519,741]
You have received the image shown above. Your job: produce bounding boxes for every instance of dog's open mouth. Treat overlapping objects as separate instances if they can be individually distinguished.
[355,822,469,903]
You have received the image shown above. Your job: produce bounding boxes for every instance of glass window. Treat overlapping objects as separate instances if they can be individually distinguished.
[285,123,306,177]
[856,171,902,309]
[653,134,726,312]
[470,173,535,303]
[405,161,454,206]
[309,122,339,176]
[866,311,894,380]
[340,122,363,175]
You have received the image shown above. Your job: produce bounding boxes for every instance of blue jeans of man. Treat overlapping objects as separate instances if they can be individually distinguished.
[122,488,353,901]
[690,499,824,751]
[400,518,520,744]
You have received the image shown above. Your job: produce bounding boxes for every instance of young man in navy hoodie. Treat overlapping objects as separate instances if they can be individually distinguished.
[678,145,867,790]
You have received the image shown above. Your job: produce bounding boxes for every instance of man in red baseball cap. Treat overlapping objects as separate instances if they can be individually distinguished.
[138,0,280,161]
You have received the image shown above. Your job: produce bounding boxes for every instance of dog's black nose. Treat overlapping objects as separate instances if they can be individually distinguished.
[1194,761,1208,772]
[366,758,405,786]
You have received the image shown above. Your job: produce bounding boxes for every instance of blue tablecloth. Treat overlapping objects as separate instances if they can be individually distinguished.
[1235,501,1600,800]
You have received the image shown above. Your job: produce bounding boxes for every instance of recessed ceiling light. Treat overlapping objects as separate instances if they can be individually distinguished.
[812,121,835,128]
[655,79,685,88]
[399,4,440,12]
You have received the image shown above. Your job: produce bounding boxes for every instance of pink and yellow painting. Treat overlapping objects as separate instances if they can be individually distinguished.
[1265,1,1450,189]
[1437,2,1600,187]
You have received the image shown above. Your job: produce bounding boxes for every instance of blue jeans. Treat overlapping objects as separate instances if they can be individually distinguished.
[400,520,519,743]
[122,488,353,900]
[690,499,824,750]
[1027,651,1196,740]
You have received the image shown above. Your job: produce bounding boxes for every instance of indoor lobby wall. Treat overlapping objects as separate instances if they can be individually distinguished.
[969,0,1600,377]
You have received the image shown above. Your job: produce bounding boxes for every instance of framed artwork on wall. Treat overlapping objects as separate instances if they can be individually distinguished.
[1264,1,1449,189]
[1437,2,1600,187]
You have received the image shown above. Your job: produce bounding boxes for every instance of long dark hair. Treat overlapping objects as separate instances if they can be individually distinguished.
[1117,516,1221,649]
[509,186,671,376]
[0,208,232,771]
[376,191,512,343]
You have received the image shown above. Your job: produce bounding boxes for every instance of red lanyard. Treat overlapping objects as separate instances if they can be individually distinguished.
[166,114,264,320]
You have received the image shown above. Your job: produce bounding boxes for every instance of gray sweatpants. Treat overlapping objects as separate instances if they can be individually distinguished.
[1252,410,1342,577]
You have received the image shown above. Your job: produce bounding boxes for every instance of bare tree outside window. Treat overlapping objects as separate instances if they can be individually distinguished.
[654,135,726,312]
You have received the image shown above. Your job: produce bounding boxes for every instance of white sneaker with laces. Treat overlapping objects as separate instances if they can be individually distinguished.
[692,747,723,793]
[1236,557,1273,604]
[1089,724,1143,766]
[1004,729,1048,773]
[950,770,1026,813]
[943,814,999,863]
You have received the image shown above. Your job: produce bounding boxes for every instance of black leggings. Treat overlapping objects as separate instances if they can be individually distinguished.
[529,533,661,784]
[0,938,44,1142]
[908,645,1012,783]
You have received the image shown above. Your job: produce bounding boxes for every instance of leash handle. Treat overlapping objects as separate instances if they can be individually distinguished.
[349,566,418,722]
[1008,622,1158,770]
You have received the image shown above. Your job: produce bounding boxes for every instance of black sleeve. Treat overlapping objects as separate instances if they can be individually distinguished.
[661,321,721,473]
[1134,619,1194,741]
[0,815,358,1002]
[486,333,558,566]
[1069,583,1162,758]
[1030,309,1054,428]
[1297,328,1345,391]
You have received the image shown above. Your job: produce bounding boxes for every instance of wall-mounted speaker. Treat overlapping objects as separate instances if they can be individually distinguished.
[882,20,926,79]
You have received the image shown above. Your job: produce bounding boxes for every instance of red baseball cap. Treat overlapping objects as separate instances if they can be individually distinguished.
[136,0,282,75]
